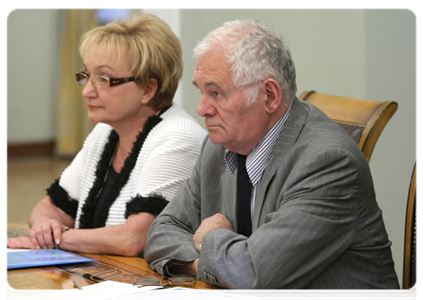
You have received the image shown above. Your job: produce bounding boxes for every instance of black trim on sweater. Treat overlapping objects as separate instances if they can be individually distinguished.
[125,193,169,218]
[46,107,172,228]
[77,130,119,228]
[47,179,79,218]
[78,111,168,228]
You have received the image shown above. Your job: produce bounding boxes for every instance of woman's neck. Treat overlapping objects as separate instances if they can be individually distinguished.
[111,106,159,172]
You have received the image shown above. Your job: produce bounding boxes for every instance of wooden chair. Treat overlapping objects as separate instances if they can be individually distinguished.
[403,163,416,289]
[299,90,398,162]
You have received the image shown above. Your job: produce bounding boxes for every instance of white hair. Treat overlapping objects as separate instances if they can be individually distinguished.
[193,19,297,105]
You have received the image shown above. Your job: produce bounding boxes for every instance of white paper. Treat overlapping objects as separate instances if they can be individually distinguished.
[6,248,31,253]
[43,281,163,300]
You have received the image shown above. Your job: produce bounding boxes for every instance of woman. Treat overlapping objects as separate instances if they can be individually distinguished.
[7,14,206,256]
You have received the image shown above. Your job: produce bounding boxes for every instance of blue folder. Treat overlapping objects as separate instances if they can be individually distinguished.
[7,249,97,270]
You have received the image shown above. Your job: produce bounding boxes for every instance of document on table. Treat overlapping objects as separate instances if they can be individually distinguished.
[7,249,97,270]
[43,281,163,300]
[118,287,249,299]
[6,248,29,253]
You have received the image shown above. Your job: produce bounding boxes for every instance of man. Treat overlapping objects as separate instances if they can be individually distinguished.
[144,19,399,289]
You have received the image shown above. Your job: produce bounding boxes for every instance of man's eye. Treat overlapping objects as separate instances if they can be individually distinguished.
[212,91,222,98]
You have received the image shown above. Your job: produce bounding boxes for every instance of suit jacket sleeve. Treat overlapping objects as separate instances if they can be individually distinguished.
[144,143,205,275]
[196,146,361,288]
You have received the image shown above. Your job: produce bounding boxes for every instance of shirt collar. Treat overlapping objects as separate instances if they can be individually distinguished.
[224,103,292,185]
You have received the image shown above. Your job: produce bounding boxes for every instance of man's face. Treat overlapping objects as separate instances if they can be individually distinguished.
[193,49,269,155]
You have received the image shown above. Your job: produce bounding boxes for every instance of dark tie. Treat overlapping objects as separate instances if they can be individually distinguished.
[237,154,252,236]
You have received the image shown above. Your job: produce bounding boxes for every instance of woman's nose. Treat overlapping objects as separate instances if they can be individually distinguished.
[81,79,97,99]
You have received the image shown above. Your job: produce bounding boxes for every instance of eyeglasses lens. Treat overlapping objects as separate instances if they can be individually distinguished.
[133,276,161,286]
[76,73,88,86]
[133,275,196,287]
[167,276,196,287]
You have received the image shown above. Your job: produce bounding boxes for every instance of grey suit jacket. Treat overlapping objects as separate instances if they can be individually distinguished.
[144,98,399,289]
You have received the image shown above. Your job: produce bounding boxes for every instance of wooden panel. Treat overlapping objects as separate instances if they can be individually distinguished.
[7,224,219,290]
[8,267,95,289]
[8,142,55,157]
[403,164,416,289]
[303,93,381,126]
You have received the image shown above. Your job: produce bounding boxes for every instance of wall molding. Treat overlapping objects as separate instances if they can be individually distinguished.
[8,141,55,157]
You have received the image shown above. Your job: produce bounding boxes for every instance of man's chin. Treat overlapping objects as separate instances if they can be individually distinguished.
[208,134,225,146]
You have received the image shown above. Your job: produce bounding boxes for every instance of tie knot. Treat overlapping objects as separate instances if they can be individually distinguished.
[237,154,247,166]
[237,154,249,178]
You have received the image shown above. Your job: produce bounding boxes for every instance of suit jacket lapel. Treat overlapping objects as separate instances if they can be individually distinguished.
[222,163,238,227]
[252,98,308,228]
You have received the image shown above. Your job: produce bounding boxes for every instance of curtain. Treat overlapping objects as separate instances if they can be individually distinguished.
[55,10,97,158]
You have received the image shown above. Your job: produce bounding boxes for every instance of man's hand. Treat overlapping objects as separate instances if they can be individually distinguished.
[193,213,234,252]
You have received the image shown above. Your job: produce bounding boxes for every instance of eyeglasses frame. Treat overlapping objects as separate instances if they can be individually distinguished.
[75,71,139,88]
[133,275,196,288]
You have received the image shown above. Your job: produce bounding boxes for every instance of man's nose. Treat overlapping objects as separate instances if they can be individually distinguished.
[197,95,216,117]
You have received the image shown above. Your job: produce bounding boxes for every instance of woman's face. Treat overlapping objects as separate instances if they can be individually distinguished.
[81,44,152,129]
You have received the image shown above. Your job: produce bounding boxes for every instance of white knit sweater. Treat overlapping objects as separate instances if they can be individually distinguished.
[49,104,206,228]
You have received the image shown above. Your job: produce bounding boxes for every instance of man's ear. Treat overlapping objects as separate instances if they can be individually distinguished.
[140,78,159,105]
[263,79,282,114]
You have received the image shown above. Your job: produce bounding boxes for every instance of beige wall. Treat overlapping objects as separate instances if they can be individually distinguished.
[7,9,416,285]
[8,9,61,143]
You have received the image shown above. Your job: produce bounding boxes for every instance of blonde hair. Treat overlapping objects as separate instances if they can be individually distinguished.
[79,13,183,110]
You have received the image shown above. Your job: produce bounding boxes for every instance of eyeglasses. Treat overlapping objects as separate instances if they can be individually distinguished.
[75,71,139,89]
[133,275,196,288]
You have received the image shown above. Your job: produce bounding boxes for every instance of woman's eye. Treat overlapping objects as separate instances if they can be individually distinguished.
[98,76,109,83]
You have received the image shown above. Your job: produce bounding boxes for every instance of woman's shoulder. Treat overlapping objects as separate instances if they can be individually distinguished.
[158,104,206,139]
[82,123,114,147]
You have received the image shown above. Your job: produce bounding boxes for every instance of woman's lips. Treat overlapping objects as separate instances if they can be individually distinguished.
[87,104,100,111]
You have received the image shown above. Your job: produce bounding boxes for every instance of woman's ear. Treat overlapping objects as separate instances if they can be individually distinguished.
[140,78,159,105]
[263,79,282,114]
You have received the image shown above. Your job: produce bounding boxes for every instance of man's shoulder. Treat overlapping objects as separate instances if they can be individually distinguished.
[201,139,226,159]
[296,100,359,148]
[277,99,366,166]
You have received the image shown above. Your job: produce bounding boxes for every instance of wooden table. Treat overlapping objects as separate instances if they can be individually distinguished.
[7,224,218,290]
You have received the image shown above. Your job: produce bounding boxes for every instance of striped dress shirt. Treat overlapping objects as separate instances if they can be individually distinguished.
[224,104,292,220]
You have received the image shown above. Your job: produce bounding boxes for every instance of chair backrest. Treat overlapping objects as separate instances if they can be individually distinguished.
[299,90,398,162]
[403,163,416,289]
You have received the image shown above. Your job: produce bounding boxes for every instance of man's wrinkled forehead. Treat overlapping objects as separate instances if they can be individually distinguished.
[194,49,232,79]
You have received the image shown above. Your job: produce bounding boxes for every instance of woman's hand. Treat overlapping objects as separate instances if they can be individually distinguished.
[27,196,75,249]
[29,218,66,249]
[7,236,38,249]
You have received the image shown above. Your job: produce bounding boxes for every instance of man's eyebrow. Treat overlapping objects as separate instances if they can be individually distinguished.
[192,81,223,90]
